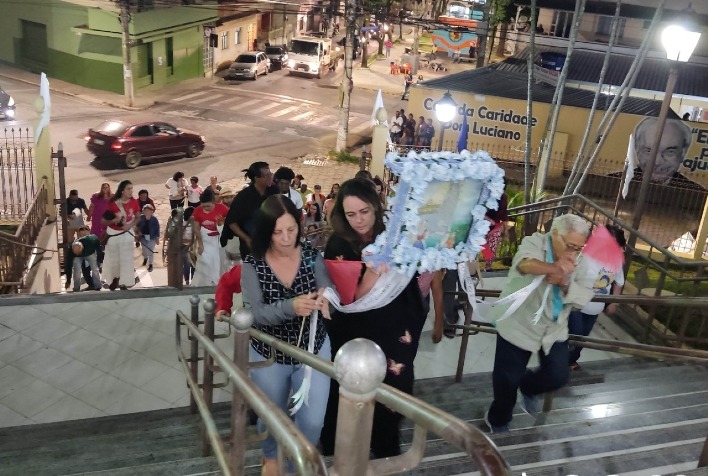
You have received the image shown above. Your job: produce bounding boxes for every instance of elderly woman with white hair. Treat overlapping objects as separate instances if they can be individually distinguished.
[484,213,596,433]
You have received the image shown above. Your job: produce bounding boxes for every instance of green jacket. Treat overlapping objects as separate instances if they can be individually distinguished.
[64,234,101,281]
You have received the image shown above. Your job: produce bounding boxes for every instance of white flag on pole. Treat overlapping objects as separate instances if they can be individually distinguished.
[371,89,387,128]
[622,133,636,199]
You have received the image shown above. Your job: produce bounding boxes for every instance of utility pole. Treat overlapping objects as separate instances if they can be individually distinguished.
[335,0,356,152]
[475,0,491,68]
[119,0,134,107]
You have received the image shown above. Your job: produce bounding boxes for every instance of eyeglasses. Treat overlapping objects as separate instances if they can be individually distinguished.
[557,234,584,253]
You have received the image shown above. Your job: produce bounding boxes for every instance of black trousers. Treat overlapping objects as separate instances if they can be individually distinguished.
[486,334,569,427]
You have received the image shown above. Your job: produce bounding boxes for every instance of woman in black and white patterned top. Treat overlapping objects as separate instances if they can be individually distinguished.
[240,194,332,476]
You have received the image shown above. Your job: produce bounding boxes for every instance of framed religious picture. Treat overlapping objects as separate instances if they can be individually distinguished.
[364,149,505,275]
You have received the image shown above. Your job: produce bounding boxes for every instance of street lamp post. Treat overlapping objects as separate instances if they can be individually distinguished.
[434,91,457,151]
[627,20,701,256]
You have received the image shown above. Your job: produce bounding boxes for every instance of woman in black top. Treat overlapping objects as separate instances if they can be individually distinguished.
[320,178,427,458]
[240,194,332,476]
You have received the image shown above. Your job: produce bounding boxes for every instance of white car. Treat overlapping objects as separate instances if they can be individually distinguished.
[228,51,271,80]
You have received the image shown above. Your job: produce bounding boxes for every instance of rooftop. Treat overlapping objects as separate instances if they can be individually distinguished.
[418,67,679,118]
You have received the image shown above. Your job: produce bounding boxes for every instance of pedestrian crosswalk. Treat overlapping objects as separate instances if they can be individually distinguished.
[168,88,372,135]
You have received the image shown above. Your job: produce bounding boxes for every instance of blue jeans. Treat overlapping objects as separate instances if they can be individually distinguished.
[73,254,101,291]
[568,310,599,364]
[487,335,569,427]
[249,336,331,460]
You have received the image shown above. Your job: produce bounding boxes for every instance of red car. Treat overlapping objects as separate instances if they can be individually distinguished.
[85,120,205,168]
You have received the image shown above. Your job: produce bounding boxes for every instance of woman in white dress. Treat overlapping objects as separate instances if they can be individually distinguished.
[190,189,230,286]
[102,180,140,290]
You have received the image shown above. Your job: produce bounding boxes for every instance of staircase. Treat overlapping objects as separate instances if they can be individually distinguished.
[0,358,706,475]
[409,358,708,475]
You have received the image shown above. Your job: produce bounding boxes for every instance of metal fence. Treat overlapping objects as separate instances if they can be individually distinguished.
[0,179,48,293]
[0,127,35,221]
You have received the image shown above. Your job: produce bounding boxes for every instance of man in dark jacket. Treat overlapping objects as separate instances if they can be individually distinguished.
[65,226,102,292]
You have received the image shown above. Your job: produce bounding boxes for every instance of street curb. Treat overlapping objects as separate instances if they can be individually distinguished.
[0,72,155,112]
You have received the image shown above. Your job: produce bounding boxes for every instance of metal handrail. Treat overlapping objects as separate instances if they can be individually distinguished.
[249,327,511,475]
[175,310,328,476]
[455,319,708,364]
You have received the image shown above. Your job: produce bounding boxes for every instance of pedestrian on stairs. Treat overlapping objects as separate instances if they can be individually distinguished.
[568,225,626,370]
[484,214,595,433]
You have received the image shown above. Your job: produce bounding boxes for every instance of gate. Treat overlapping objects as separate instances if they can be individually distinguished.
[0,127,35,221]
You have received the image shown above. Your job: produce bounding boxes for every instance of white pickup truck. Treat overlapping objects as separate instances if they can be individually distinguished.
[287,37,332,78]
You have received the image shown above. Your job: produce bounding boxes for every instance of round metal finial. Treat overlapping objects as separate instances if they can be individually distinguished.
[231,308,254,332]
[190,295,200,305]
[334,338,386,397]
[203,298,216,313]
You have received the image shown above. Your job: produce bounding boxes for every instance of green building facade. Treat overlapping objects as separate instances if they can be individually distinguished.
[0,0,218,94]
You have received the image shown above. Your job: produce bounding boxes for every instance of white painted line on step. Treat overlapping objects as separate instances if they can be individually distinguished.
[252,103,280,114]
[503,417,708,452]
[509,438,705,472]
[291,111,315,121]
[172,91,211,102]
[618,461,699,476]
[269,106,299,117]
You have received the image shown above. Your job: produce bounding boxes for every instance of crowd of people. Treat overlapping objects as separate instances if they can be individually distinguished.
[64,159,625,474]
[388,108,436,148]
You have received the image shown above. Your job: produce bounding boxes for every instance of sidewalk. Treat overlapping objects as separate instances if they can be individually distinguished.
[0,29,475,109]
[341,29,476,96]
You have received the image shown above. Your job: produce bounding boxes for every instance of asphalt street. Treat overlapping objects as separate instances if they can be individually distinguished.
[1,65,404,202]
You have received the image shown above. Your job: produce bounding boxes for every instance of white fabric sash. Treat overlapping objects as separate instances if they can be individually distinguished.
[290,268,410,413]
[458,261,546,324]
[290,310,318,415]
[322,268,411,313]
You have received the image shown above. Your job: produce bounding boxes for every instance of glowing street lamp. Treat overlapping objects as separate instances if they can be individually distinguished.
[434,91,457,151]
[628,16,701,253]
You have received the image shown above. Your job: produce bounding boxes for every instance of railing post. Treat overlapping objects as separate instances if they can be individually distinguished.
[229,308,254,475]
[189,295,201,414]
[332,338,387,476]
[201,298,216,456]
[454,297,473,383]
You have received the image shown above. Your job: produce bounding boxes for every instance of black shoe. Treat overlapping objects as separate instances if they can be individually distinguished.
[142,258,147,266]
[443,327,456,339]
[109,278,119,291]
[119,285,128,290]
[147,265,153,272]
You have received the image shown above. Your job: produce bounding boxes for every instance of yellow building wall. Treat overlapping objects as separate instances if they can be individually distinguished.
[410,87,708,188]
[214,16,259,71]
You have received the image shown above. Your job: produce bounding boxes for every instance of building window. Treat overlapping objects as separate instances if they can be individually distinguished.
[596,15,625,38]
[234,27,241,45]
[221,31,228,49]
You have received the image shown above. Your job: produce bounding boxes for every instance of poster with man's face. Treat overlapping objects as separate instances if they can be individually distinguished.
[632,117,693,181]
